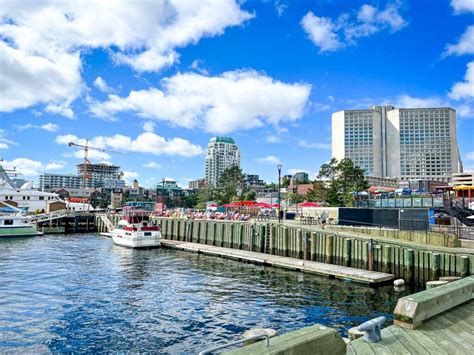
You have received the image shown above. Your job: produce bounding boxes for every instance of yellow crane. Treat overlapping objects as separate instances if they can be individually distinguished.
[67,140,124,188]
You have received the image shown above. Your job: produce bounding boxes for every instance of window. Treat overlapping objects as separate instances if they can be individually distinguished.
[39,196,44,200]
[4,220,13,225]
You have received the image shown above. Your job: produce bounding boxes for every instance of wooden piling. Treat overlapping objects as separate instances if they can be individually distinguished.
[283,227,289,257]
[310,232,317,261]
[343,238,351,267]
[382,246,392,274]
[461,256,469,277]
[431,253,441,281]
[325,234,334,264]
[404,249,414,284]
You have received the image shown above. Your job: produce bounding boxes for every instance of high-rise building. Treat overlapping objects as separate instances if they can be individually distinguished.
[332,106,462,182]
[39,173,84,189]
[189,178,205,190]
[291,172,309,184]
[76,163,121,186]
[205,137,240,186]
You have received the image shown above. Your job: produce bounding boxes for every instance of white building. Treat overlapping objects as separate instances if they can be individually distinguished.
[332,106,462,182]
[205,137,240,186]
[39,174,84,190]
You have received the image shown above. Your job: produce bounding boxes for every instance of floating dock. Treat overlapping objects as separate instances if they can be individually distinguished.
[161,240,393,285]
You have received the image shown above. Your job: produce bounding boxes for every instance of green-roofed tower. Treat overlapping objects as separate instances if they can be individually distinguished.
[205,137,240,187]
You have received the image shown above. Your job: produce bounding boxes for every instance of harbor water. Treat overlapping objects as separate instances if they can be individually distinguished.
[0,234,408,353]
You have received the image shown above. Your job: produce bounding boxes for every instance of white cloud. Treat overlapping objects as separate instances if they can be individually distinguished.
[445,26,474,56]
[451,0,474,13]
[465,151,474,160]
[56,132,203,157]
[41,123,60,132]
[143,162,163,169]
[0,143,8,150]
[0,129,16,149]
[0,1,253,113]
[298,139,331,150]
[301,2,407,52]
[395,94,449,108]
[449,61,474,100]
[142,121,156,133]
[275,1,287,17]
[93,76,113,93]
[16,122,60,132]
[266,134,281,143]
[90,70,311,134]
[0,158,67,177]
[256,155,282,165]
[122,171,139,184]
[189,59,209,75]
[300,12,343,52]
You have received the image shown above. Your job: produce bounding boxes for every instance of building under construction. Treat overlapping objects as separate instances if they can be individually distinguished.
[76,163,121,187]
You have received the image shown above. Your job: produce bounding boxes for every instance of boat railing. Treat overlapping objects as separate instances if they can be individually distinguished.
[198,333,270,355]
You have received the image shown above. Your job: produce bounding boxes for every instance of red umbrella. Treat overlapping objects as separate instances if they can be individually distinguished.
[208,203,218,207]
[297,202,321,207]
[255,202,272,208]
[272,203,281,208]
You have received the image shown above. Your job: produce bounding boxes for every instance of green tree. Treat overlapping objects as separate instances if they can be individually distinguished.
[288,192,305,205]
[182,193,199,208]
[306,180,328,202]
[196,185,215,210]
[215,165,245,205]
[317,158,368,207]
[243,190,256,201]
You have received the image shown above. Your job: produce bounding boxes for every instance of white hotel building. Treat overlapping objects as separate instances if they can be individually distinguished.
[205,137,240,187]
[332,106,462,182]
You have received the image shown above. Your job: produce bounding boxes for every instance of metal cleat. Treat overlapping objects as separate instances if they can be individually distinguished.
[354,316,386,343]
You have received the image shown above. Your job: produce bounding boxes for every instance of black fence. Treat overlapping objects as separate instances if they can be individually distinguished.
[339,208,430,231]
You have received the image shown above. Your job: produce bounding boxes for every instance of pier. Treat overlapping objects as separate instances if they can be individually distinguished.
[95,216,474,286]
[161,240,393,285]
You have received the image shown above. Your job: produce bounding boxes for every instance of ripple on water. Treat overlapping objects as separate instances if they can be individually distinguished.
[0,234,408,353]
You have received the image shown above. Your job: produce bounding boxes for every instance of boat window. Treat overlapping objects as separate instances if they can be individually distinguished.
[4,220,13,225]
[39,196,44,200]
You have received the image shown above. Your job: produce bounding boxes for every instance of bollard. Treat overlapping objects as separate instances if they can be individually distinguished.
[354,316,386,343]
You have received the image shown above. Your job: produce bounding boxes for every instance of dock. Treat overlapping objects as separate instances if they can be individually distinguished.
[161,240,393,285]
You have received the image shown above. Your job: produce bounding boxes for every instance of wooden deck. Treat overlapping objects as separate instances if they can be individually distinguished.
[348,300,474,354]
[160,240,393,285]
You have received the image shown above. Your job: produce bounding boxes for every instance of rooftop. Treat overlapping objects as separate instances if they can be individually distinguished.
[209,137,235,144]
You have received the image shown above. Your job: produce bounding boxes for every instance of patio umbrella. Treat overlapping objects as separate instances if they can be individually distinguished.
[272,203,281,208]
[453,185,474,190]
[297,202,321,207]
[255,202,272,208]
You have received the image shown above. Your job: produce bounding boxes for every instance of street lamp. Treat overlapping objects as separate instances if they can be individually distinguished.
[278,164,282,223]
[161,178,166,209]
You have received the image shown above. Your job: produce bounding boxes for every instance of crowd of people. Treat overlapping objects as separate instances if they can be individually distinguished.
[154,210,252,221]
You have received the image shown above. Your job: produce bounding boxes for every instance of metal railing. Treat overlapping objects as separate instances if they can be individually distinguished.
[199,333,270,355]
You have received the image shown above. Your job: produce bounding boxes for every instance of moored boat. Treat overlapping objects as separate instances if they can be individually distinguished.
[111,208,161,248]
[0,214,43,238]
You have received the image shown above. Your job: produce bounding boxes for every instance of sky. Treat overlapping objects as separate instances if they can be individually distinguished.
[1,0,473,188]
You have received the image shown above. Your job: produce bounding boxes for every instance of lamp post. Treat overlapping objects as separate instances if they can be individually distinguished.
[278,164,282,223]
[161,178,166,209]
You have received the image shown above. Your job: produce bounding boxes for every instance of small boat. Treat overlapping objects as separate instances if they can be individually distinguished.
[0,213,43,238]
[111,208,161,248]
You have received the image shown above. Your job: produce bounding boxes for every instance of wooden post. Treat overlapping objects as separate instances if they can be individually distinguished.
[343,238,351,267]
[310,232,317,261]
[404,249,414,284]
[296,229,303,259]
[325,234,334,264]
[303,231,310,260]
[367,238,374,271]
[238,223,244,249]
[283,227,289,257]
[431,253,441,280]
[259,225,265,253]
[212,222,217,246]
[460,256,469,277]
[270,225,276,255]
[382,246,392,274]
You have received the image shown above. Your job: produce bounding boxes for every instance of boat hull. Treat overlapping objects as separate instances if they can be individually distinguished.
[111,230,161,248]
[0,226,43,238]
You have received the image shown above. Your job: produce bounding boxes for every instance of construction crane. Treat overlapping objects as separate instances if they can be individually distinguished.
[68,140,125,188]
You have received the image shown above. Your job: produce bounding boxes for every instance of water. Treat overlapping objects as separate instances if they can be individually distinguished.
[0,234,408,353]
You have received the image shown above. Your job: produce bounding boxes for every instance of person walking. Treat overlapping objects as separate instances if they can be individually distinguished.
[320,210,328,229]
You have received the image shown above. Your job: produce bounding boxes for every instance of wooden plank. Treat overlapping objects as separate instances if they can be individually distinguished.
[397,327,447,354]
[434,314,474,344]
[422,321,473,352]
[387,326,429,354]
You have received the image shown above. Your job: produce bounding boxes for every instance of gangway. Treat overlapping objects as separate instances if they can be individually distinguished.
[98,213,115,232]
[24,210,71,224]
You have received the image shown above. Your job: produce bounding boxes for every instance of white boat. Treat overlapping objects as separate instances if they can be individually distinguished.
[111,208,161,248]
[1,165,62,213]
[0,213,43,238]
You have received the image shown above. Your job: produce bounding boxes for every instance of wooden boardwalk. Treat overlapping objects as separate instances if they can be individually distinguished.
[161,240,393,285]
[348,300,474,354]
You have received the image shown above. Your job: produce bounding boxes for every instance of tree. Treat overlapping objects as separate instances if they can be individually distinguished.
[288,192,305,205]
[306,180,328,202]
[182,193,199,209]
[243,190,256,201]
[317,158,368,207]
[214,165,245,205]
[196,185,215,210]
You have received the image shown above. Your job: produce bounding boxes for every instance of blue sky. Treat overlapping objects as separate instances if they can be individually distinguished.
[1,0,473,187]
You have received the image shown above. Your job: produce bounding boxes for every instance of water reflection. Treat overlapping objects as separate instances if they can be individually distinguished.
[0,234,408,353]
